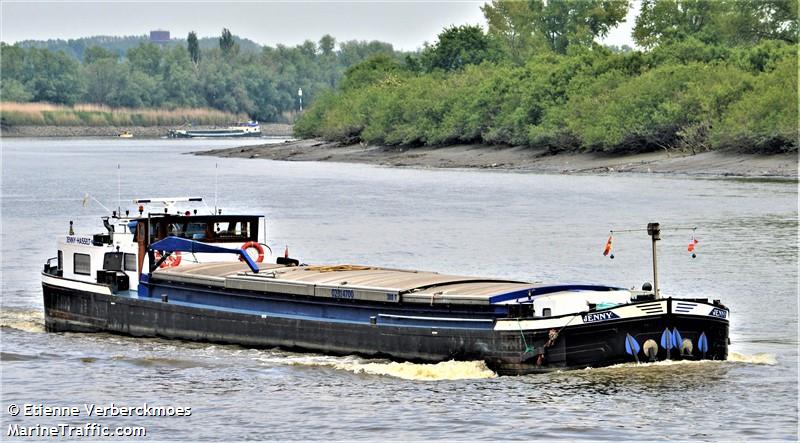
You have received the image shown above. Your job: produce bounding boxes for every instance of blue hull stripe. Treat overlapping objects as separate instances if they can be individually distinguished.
[139,282,499,329]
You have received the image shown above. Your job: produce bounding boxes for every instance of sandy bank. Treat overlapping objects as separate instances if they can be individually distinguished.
[0,123,294,138]
[195,138,798,179]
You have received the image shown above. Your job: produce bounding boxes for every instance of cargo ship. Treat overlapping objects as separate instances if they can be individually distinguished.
[41,198,729,375]
[167,121,261,138]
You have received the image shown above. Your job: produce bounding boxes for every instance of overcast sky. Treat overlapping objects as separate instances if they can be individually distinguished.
[1,1,638,51]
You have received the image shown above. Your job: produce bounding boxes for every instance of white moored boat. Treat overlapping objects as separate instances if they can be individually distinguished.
[167,122,261,138]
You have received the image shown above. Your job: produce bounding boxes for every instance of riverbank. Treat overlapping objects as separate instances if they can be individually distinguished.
[195,138,798,178]
[1,123,294,138]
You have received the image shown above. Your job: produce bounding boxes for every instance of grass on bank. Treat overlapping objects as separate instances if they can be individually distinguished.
[0,102,249,127]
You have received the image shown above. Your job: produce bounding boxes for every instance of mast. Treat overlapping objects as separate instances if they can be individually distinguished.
[647,222,661,298]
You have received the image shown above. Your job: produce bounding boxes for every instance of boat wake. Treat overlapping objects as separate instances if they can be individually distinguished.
[0,309,45,333]
[333,359,497,381]
[727,352,778,365]
[255,352,496,381]
[584,351,778,372]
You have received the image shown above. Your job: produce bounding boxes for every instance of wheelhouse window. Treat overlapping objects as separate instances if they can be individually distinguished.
[103,252,123,271]
[124,253,137,272]
[185,223,208,240]
[74,253,91,275]
[57,251,63,270]
[213,220,253,242]
[142,216,259,243]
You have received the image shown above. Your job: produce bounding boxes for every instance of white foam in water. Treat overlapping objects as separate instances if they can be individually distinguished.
[334,359,497,381]
[255,351,496,380]
[727,352,778,365]
[585,352,779,371]
[0,310,45,333]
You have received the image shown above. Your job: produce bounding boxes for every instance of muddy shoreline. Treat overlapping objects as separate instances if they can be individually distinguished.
[0,123,294,138]
[195,138,798,179]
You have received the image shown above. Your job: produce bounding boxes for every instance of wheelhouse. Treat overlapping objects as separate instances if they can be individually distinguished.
[44,197,267,292]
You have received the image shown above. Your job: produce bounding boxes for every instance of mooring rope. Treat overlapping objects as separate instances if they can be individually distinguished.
[517,319,535,354]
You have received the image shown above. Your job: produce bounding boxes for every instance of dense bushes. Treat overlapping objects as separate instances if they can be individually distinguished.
[296,40,797,154]
[296,0,797,154]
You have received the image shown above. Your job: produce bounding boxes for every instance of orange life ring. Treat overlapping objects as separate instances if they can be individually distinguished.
[154,250,182,268]
[240,241,265,263]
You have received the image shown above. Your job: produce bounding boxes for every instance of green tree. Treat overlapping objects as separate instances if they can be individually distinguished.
[83,46,118,64]
[127,43,162,76]
[634,0,798,48]
[713,55,797,152]
[26,48,84,104]
[113,65,158,108]
[318,34,338,87]
[634,0,719,48]
[1,78,33,102]
[161,46,200,107]
[0,43,27,83]
[85,58,121,103]
[219,28,239,57]
[337,40,395,67]
[714,0,798,44]
[421,25,501,71]
[534,0,630,53]
[339,54,407,91]
[483,0,630,56]
[482,0,545,63]
[187,31,201,65]
[318,34,336,56]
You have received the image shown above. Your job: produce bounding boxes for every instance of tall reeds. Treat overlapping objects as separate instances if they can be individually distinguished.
[0,102,249,127]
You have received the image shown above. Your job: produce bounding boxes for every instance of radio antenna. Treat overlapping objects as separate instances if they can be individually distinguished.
[117,164,121,216]
[214,163,219,213]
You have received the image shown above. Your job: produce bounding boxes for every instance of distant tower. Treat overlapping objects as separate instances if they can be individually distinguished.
[149,30,171,45]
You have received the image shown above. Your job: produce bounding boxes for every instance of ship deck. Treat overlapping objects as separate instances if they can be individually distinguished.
[152,262,624,306]
[152,262,540,305]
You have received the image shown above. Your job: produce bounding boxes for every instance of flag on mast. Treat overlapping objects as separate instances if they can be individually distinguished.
[603,234,613,257]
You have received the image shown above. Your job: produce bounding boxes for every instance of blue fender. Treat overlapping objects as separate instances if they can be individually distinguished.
[660,328,673,350]
[698,332,709,353]
[671,328,683,349]
[625,333,641,355]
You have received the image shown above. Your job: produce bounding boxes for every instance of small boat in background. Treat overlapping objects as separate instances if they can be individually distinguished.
[118,131,133,138]
[168,121,261,138]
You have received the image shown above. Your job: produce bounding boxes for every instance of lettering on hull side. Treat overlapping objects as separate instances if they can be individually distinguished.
[581,311,620,323]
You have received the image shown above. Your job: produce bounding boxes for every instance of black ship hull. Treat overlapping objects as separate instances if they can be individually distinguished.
[42,277,729,375]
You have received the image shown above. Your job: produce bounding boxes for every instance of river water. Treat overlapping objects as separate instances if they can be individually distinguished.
[1,138,797,440]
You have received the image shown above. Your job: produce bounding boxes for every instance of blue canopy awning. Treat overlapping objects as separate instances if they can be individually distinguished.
[489,284,627,304]
[148,237,259,273]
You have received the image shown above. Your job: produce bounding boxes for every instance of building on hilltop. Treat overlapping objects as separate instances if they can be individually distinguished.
[149,30,170,45]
